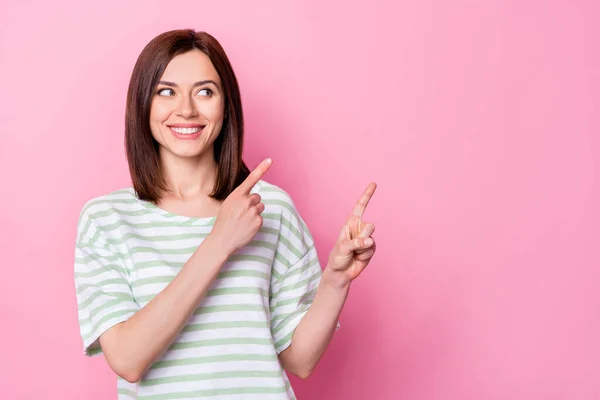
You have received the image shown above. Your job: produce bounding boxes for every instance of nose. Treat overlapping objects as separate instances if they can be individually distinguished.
[176,94,198,118]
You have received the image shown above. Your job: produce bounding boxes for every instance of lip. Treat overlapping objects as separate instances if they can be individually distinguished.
[168,125,205,140]
[168,123,205,128]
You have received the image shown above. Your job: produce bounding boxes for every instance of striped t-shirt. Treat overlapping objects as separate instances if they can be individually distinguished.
[74,180,327,399]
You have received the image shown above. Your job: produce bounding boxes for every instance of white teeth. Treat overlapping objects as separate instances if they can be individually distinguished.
[171,126,202,134]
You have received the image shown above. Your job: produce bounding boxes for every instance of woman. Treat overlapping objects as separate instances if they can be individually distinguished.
[74,29,377,399]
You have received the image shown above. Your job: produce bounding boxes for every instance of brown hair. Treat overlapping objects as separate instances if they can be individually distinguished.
[125,29,250,202]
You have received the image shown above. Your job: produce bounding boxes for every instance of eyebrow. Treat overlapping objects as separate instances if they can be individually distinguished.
[158,80,220,89]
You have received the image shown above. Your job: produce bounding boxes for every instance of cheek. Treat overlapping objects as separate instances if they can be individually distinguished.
[150,102,171,123]
[198,98,225,121]
[149,104,169,142]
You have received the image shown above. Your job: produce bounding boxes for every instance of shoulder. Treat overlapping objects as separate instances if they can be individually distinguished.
[255,180,299,215]
[256,179,313,234]
[254,180,292,199]
[76,187,136,240]
[256,180,315,255]
[78,187,136,220]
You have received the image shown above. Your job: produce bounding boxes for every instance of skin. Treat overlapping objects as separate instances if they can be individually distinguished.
[98,49,377,382]
[149,49,225,217]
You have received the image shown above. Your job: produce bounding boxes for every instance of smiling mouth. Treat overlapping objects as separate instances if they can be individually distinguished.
[169,125,205,135]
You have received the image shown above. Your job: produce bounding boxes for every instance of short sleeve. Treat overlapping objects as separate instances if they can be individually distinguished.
[268,197,340,354]
[74,203,139,356]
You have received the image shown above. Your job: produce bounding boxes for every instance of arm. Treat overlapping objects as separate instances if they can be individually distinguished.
[278,182,377,378]
[277,268,349,379]
[99,234,228,383]
[93,159,274,383]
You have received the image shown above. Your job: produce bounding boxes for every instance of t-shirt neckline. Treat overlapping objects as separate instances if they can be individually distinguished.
[128,187,217,226]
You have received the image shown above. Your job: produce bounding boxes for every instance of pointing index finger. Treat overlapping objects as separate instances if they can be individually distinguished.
[238,158,272,194]
[352,182,377,218]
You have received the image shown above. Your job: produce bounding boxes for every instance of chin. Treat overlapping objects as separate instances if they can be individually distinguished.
[168,142,211,158]
[172,148,205,158]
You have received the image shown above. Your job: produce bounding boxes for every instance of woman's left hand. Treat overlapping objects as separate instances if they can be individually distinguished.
[326,182,377,286]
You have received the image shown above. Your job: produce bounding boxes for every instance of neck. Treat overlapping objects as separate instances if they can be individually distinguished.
[159,147,217,200]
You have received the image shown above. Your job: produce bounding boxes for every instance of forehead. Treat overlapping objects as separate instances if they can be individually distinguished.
[160,49,221,84]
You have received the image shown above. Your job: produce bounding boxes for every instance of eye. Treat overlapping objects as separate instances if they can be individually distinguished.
[197,88,213,97]
[157,88,174,96]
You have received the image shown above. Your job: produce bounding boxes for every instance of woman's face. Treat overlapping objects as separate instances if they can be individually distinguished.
[149,49,225,159]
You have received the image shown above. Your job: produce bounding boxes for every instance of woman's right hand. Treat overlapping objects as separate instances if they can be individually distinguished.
[210,158,273,256]
[97,161,272,383]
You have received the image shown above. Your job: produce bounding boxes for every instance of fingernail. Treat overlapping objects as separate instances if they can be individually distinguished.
[265,158,272,165]
[364,238,373,246]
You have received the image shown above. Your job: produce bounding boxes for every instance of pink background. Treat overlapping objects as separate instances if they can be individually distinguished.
[1,1,599,399]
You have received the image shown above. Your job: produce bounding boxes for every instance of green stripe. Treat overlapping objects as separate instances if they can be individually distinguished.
[271,308,308,336]
[182,321,268,333]
[261,227,279,236]
[80,294,131,314]
[283,253,320,279]
[271,247,319,285]
[130,268,268,281]
[274,252,292,269]
[257,185,284,194]
[92,217,285,235]
[117,388,137,398]
[275,328,297,349]
[271,289,316,311]
[271,267,282,280]
[89,226,102,244]
[249,239,278,251]
[261,212,280,221]
[83,308,136,340]
[137,385,287,400]
[129,245,200,256]
[277,234,305,260]
[75,260,122,278]
[207,287,268,297]
[194,304,266,315]
[76,278,129,294]
[167,337,272,351]
[99,220,210,232]
[76,249,120,263]
[228,254,273,264]
[82,190,133,208]
[141,370,282,387]
[135,287,267,303]
[218,269,269,280]
[77,216,95,244]
[78,290,131,310]
[91,207,152,219]
[278,271,321,294]
[126,243,274,257]
[134,254,278,279]
[262,198,296,216]
[101,217,281,246]
[133,260,183,269]
[270,246,319,287]
[82,196,136,215]
[280,214,304,244]
[134,253,276,267]
[78,189,286,242]
[107,232,208,245]
[272,305,309,324]
[150,353,277,370]
[79,195,135,239]
[90,208,282,226]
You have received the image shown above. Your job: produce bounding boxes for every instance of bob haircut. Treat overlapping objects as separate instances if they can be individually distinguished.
[125,29,250,202]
